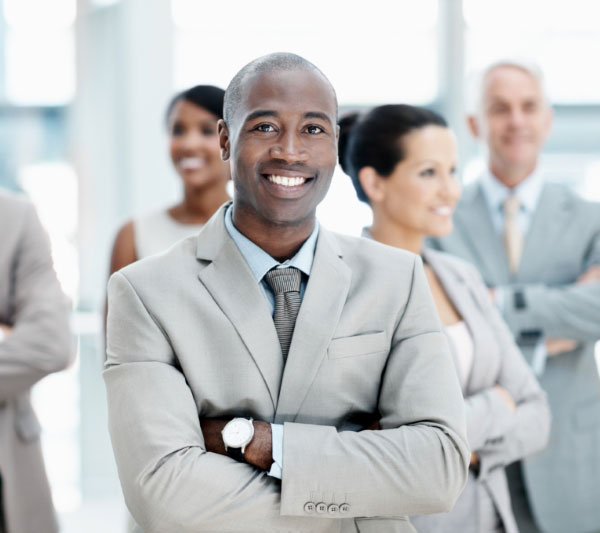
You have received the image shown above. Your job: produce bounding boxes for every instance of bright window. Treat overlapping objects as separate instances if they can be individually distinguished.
[463,0,600,104]
[172,0,440,106]
[3,0,76,105]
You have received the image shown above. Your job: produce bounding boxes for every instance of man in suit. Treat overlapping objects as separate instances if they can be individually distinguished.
[104,52,470,532]
[0,190,72,533]
[430,60,600,533]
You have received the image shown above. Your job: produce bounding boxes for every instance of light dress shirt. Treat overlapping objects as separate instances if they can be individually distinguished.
[480,168,544,236]
[224,204,319,479]
[480,168,548,375]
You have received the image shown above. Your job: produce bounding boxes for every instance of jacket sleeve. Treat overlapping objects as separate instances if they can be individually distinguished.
[280,256,470,518]
[0,202,72,403]
[463,266,551,480]
[104,271,323,532]
[499,230,600,343]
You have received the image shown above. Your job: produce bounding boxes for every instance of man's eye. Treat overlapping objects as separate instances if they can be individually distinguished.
[255,124,275,133]
[172,125,184,136]
[306,125,323,134]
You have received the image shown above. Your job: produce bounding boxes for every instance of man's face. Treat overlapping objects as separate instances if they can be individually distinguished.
[220,69,338,228]
[475,66,552,173]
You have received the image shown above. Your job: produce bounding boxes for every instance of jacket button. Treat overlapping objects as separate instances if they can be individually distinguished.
[303,502,315,514]
[340,503,350,514]
[316,502,327,514]
[328,504,339,515]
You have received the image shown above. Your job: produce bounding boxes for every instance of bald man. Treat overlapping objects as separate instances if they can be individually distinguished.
[104,53,469,532]
[430,60,600,533]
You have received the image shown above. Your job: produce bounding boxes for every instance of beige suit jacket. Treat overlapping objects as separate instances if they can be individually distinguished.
[412,249,550,533]
[104,204,469,532]
[0,190,72,533]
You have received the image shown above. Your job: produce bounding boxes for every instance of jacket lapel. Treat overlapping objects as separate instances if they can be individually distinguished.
[455,184,511,284]
[195,205,283,410]
[423,250,479,391]
[274,229,351,423]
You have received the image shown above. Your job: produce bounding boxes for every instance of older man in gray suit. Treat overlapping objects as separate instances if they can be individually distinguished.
[105,53,470,532]
[0,190,72,533]
[430,60,600,533]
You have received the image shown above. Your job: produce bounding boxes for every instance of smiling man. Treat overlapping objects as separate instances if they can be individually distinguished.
[105,53,469,532]
[430,60,600,533]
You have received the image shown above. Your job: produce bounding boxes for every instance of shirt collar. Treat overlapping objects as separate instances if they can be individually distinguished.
[224,203,319,284]
[480,167,544,214]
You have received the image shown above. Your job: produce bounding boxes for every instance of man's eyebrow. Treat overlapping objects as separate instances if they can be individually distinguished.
[245,110,279,122]
[305,111,334,126]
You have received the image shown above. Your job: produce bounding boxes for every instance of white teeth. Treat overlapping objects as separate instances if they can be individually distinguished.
[433,206,452,216]
[268,175,307,187]
[178,157,206,169]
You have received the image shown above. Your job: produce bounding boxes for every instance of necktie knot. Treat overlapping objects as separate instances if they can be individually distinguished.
[265,267,302,295]
[503,195,521,217]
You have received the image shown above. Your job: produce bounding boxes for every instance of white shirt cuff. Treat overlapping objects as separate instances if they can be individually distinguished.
[267,423,284,479]
[0,328,5,343]
[531,338,548,377]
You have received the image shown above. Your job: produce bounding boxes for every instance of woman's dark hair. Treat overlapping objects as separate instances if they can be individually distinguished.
[165,85,225,125]
[338,104,448,203]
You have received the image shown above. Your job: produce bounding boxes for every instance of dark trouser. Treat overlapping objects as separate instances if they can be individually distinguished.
[506,462,540,533]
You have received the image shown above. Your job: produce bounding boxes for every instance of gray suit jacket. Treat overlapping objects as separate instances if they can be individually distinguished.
[0,190,72,533]
[412,249,550,533]
[104,204,470,533]
[430,180,600,533]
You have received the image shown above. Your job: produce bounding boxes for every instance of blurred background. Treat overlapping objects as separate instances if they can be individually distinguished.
[0,0,599,530]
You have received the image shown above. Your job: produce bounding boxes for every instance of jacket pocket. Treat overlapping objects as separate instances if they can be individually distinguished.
[355,517,414,533]
[328,332,387,359]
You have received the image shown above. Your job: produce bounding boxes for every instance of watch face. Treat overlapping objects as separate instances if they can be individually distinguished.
[223,419,253,448]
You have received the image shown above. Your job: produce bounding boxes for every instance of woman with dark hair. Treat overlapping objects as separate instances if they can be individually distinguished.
[339,104,550,533]
[109,85,230,271]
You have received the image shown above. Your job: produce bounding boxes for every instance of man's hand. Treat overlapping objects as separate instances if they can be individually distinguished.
[470,452,479,466]
[244,421,273,471]
[577,265,600,284]
[546,338,578,356]
[0,323,12,337]
[540,266,597,356]
[493,385,516,413]
[200,418,273,472]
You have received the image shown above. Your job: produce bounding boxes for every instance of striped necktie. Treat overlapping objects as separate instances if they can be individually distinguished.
[265,267,302,360]
[503,195,523,274]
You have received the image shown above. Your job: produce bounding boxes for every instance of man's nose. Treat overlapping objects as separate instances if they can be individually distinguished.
[508,108,526,127]
[269,131,308,162]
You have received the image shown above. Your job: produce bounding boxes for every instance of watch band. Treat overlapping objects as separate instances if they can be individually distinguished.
[227,446,246,463]
[514,289,526,310]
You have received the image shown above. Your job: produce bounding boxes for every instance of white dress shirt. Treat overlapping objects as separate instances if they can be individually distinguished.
[480,168,548,375]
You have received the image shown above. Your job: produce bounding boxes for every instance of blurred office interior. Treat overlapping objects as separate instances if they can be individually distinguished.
[0,0,599,531]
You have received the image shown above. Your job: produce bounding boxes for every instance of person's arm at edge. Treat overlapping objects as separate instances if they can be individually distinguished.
[0,202,72,402]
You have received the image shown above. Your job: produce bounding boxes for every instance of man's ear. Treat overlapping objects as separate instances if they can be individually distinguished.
[358,167,385,204]
[218,119,231,161]
[467,115,480,139]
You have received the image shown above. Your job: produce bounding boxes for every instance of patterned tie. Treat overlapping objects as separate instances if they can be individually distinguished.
[503,195,523,274]
[265,267,302,360]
